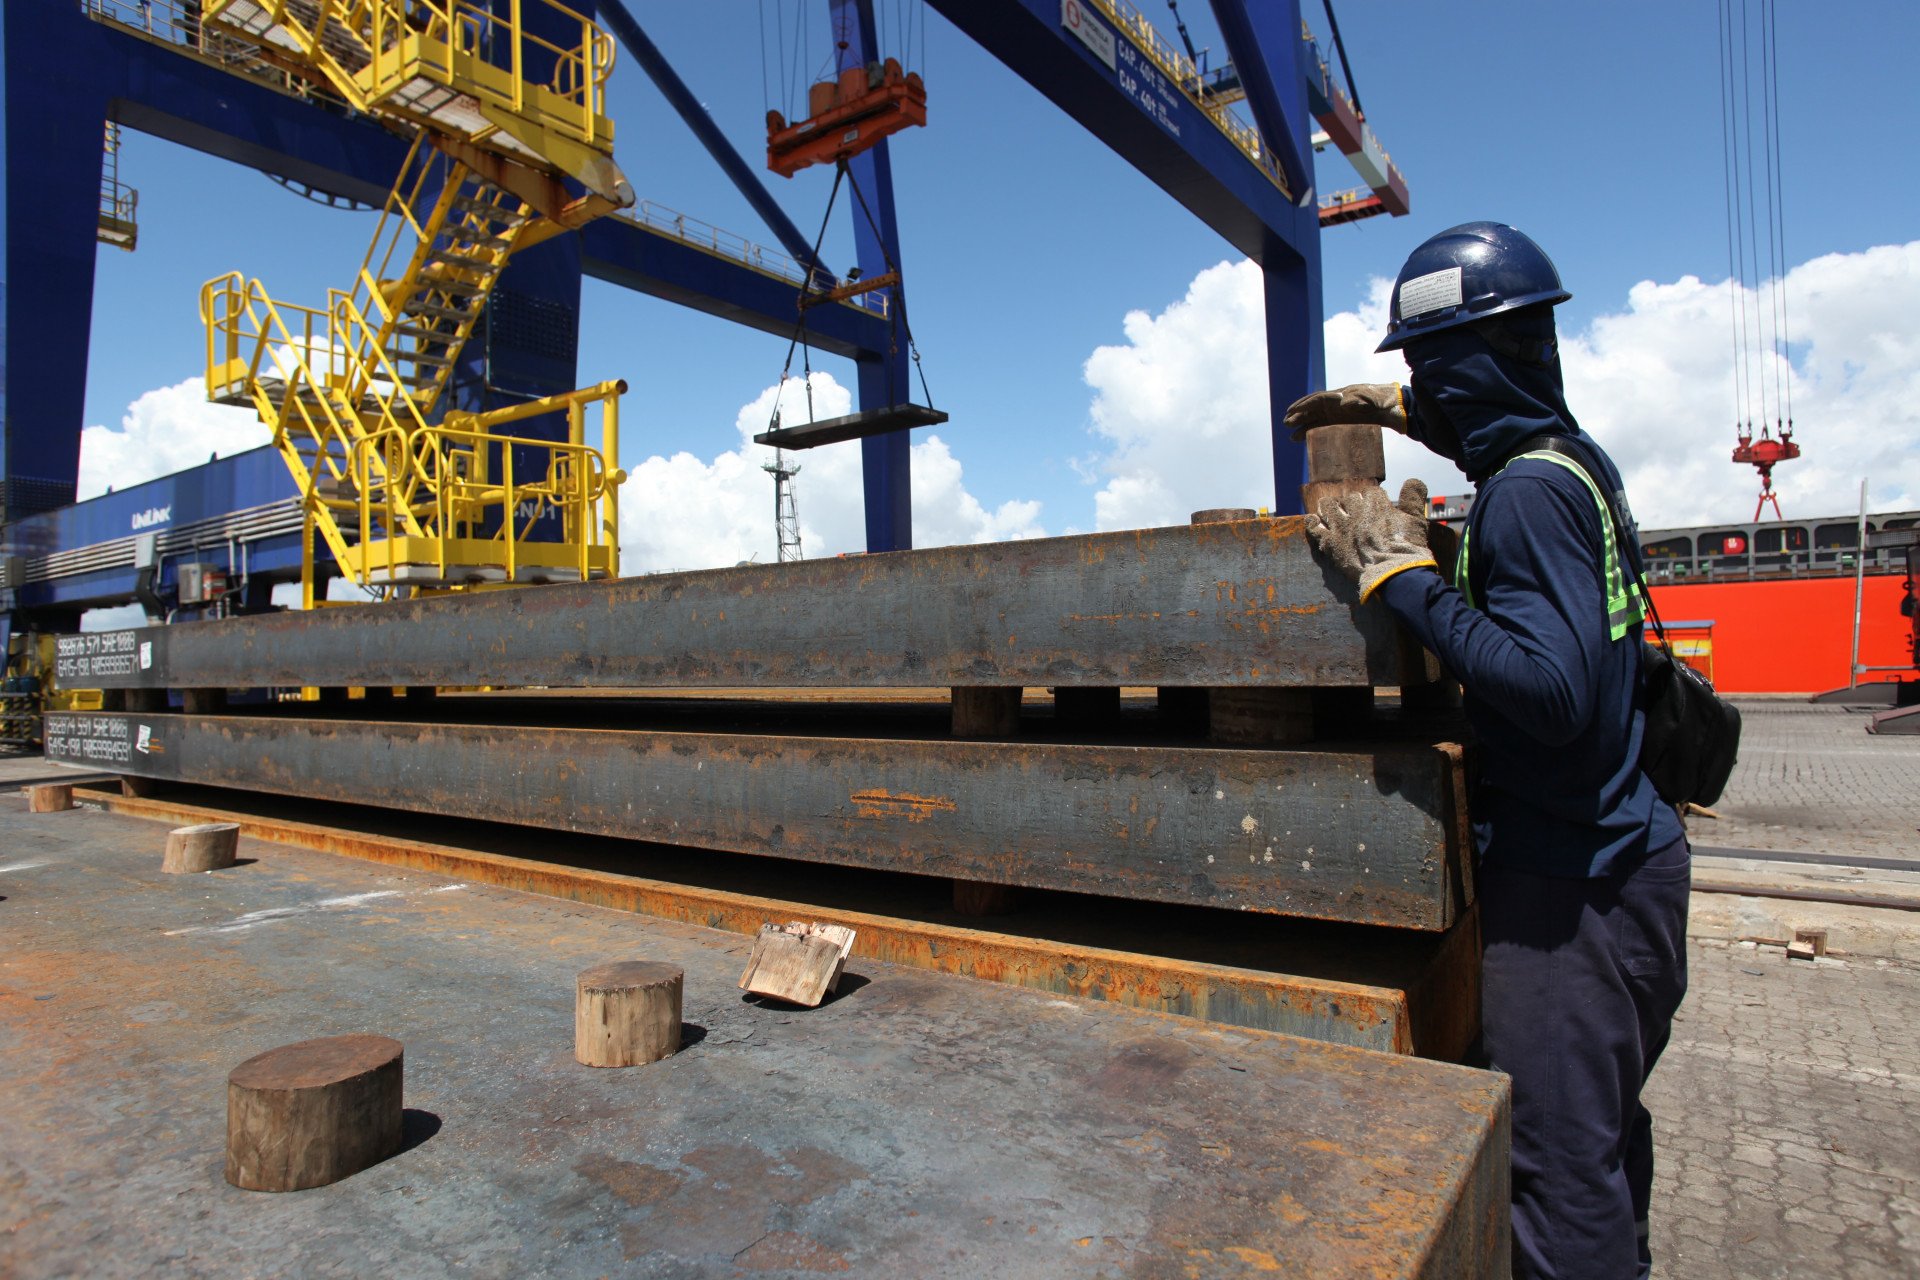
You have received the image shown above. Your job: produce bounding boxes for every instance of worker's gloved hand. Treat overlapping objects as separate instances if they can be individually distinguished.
[1283,383,1409,442]
[1305,479,1438,602]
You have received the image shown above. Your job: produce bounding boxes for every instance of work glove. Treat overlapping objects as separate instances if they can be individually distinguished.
[1283,383,1408,442]
[1305,479,1438,602]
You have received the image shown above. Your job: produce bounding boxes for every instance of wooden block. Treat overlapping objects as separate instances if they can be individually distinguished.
[1052,686,1120,728]
[1209,688,1314,745]
[1312,687,1375,738]
[101,687,167,713]
[575,961,684,1067]
[1300,422,1386,515]
[1189,507,1257,524]
[127,687,168,713]
[1156,686,1209,730]
[952,879,1020,917]
[1792,927,1828,958]
[163,821,240,874]
[739,922,857,1007]
[1786,940,1816,962]
[181,687,227,715]
[226,1034,404,1192]
[951,687,1021,738]
[1399,680,1462,714]
[27,783,73,813]
[120,774,168,799]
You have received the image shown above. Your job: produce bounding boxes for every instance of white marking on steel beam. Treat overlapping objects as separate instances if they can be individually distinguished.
[164,890,403,936]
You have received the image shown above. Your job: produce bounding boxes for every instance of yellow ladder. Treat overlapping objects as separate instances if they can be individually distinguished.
[196,0,633,600]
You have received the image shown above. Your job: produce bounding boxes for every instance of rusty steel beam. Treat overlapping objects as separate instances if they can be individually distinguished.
[45,713,1471,930]
[72,785,1480,1057]
[53,518,1409,691]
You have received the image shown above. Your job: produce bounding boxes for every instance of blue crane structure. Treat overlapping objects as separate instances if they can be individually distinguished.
[1,0,1402,659]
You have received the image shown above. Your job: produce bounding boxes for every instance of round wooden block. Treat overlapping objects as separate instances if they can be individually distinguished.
[27,783,73,813]
[163,821,240,874]
[226,1034,404,1192]
[575,961,683,1068]
[1190,507,1258,525]
[1301,422,1389,517]
[1304,421,1387,483]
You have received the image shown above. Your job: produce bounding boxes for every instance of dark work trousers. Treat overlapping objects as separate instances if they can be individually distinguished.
[1477,835,1691,1280]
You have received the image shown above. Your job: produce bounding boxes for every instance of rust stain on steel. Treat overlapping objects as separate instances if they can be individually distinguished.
[847,789,958,823]
[72,516,1408,691]
[73,787,1418,1053]
[55,714,1469,931]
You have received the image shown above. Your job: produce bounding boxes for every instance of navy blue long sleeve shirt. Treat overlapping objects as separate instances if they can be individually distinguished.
[1377,329,1683,878]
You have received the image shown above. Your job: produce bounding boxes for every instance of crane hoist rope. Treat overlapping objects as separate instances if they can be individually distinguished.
[753,7,941,454]
[758,159,943,454]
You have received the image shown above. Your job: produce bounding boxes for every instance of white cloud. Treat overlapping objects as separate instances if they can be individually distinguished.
[76,377,265,500]
[74,368,1043,574]
[1080,261,1277,529]
[617,371,1046,572]
[1564,243,1920,524]
[1082,243,1920,528]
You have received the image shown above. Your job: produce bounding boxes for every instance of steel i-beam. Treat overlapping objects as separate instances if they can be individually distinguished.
[43,712,1470,931]
[54,518,1417,691]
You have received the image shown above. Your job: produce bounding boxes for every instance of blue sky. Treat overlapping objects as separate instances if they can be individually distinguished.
[83,0,1920,555]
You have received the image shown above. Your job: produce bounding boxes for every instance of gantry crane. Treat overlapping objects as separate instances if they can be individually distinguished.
[195,0,636,604]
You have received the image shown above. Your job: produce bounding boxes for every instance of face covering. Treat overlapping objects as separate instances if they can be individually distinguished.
[1402,310,1576,481]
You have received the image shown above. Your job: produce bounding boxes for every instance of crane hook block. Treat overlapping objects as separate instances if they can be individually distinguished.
[766,59,927,178]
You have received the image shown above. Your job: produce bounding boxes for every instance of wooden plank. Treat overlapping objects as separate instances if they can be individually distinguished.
[739,922,856,1006]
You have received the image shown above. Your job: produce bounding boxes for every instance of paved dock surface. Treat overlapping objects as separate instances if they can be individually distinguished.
[1705,701,1920,862]
[0,795,1505,1279]
[1645,940,1920,1278]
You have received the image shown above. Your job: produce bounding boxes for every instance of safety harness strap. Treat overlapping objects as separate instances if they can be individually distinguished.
[1456,450,1648,641]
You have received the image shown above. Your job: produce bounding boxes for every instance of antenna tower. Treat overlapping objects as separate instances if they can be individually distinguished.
[765,450,803,562]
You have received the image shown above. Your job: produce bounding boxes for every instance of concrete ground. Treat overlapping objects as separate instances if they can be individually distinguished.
[1645,940,1919,1278]
[1643,697,1920,1279]
[1700,700,1920,862]
[3,692,1918,1278]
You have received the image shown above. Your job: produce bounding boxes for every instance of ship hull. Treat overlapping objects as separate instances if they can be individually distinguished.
[1648,574,1911,694]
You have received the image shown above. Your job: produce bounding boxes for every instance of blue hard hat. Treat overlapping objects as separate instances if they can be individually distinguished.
[1376,222,1571,353]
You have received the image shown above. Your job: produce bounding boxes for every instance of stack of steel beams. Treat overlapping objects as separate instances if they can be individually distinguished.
[48,515,1478,1052]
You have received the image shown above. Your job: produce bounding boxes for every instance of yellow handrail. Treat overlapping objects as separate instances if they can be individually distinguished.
[195,0,629,599]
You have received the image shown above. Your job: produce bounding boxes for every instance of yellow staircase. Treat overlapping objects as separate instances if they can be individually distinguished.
[195,0,633,601]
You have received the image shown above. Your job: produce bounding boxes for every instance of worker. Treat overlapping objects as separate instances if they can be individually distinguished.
[1287,222,1690,1280]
